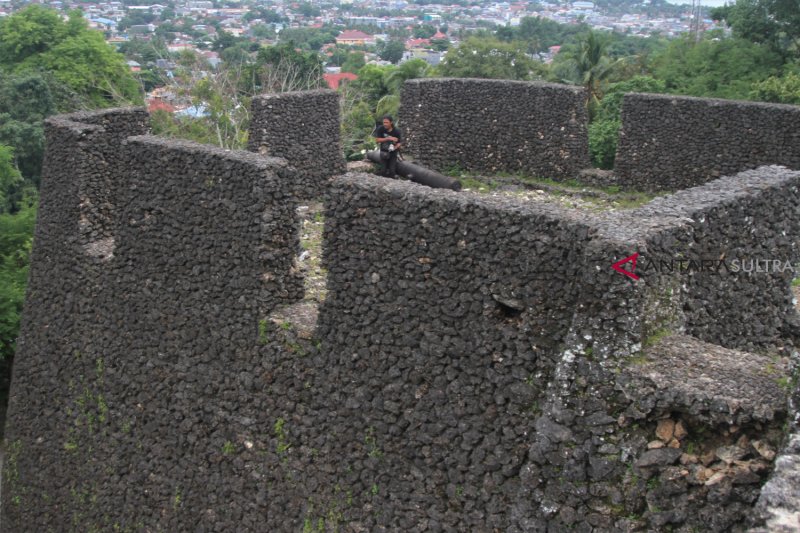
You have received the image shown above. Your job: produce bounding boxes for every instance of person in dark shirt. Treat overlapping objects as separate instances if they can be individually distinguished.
[373,115,402,178]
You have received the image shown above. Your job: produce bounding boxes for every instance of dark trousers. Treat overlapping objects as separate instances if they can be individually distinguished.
[380,150,398,178]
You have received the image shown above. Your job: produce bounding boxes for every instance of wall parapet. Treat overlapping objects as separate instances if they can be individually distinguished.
[247,89,345,199]
[614,93,800,191]
[3,103,800,532]
[400,78,591,179]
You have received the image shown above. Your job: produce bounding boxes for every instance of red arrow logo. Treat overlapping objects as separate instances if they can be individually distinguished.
[612,253,640,280]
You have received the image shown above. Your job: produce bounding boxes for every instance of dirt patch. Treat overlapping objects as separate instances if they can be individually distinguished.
[266,202,326,340]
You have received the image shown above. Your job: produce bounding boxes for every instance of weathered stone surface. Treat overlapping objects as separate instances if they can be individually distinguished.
[615,93,800,192]
[400,78,590,180]
[619,334,790,426]
[248,89,345,199]
[636,448,683,468]
[2,102,800,533]
[656,419,675,441]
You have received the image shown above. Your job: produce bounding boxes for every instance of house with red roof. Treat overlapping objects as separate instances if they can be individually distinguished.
[336,30,375,46]
[323,72,358,90]
[405,37,431,50]
[147,98,176,114]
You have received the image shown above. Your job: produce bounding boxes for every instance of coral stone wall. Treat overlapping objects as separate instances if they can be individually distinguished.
[3,103,800,533]
[313,173,654,531]
[313,168,800,531]
[247,89,345,198]
[2,111,306,531]
[60,108,150,253]
[399,78,591,179]
[626,166,800,350]
[614,93,800,191]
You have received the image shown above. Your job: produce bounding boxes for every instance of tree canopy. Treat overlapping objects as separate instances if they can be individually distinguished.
[712,0,800,59]
[378,40,406,64]
[651,33,783,100]
[437,37,542,80]
[0,6,140,105]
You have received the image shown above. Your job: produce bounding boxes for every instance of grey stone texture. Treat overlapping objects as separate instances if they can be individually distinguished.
[3,110,306,531]
[399,78,591,179]
[619,334,789,426]
[752,434,800,533]
[247,89,346,199]
[3,102,800,532]
[614,93,800,191]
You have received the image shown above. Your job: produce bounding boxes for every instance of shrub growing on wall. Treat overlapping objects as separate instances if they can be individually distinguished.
[588,76,666,169]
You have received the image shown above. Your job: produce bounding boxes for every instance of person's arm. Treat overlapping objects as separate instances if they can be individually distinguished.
[375,128,399,143]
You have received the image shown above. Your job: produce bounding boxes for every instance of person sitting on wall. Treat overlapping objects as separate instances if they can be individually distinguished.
[373,115,402,179]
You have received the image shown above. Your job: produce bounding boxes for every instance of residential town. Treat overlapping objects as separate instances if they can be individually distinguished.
[0,0,719,90]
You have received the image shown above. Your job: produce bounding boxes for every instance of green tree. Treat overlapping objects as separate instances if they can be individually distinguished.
[294,2,321,18]
[430,38,449,52]
[0,145,22,213]
[244,7,284,23]
[437,37,540,80]
[750,72,800,104]
[326,47,350,67]
[495,25,515,43]
[594,76,667,121]
[351,64,394,102]
[712,0,800,59]
[588,118,621,170]
[341,52,366,74]
[0,6,141,106]
[652,33,783,99]
[0,197,37,360]
[384,58,430,93]
[0,5,68,64]
[552,30,624,113]
[340,93,377,160]
[588,76,666,168]
[211,30,241,52]
[250,24,276,41]
[0,73,79,186]
[515,16,588,54]
[379,40,406,64]
[254,43,324,92]
[375,94,399,122]
[413,25,437,39]
[117,11,156,31]
[277,27,336,51]
[118,36,169,63]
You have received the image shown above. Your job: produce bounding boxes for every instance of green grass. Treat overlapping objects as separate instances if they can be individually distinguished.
[275,417,291,455]
[643,327,672,348]
[627,354,650,366]
[453,171,657,210]
[776,375,795,391]
[517,175,585,190]
[459,176,499,192]
[364,427,382,458]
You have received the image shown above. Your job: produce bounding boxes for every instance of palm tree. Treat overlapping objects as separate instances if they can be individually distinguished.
[383,59,431,94]
[561,31,625,116]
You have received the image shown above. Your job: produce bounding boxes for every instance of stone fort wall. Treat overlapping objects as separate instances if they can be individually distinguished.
[3,88,800,531]
[399,78,591,180]
[247,89,346,199]
[614,93,800,191]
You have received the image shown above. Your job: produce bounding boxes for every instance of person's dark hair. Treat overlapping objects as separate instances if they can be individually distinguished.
[382,115,394,124]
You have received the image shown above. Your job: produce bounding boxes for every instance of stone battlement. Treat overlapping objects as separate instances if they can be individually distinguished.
[3,82,800,532]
